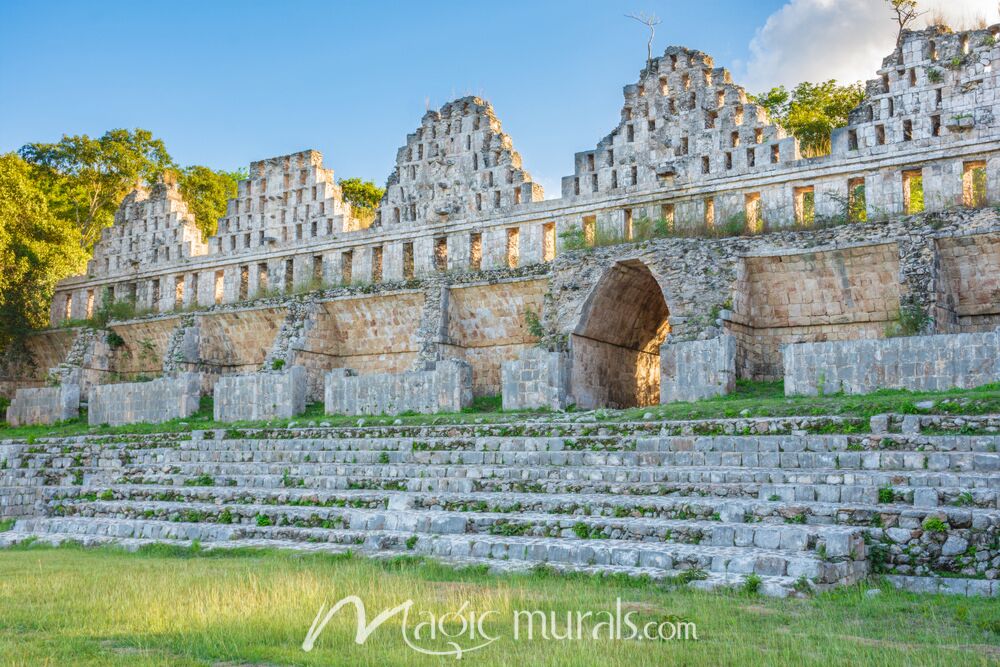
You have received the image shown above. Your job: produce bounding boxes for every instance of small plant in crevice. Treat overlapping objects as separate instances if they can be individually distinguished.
[922,516,948,533]
[877,486,896,504]
[524,308,545,340]
[741,573,762,595]
[271,359,286,371]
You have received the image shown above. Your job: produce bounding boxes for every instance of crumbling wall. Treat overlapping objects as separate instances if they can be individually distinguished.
[214,150,360,259]
[379,97,543,228]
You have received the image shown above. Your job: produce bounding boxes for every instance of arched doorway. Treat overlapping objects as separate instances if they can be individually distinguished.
[571,260,671,409]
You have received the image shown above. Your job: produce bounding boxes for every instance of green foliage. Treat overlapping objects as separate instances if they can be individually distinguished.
[255,514,273,527]
[558,224,588,251]
[926,68,943,83]
[751,80,865,157]
[886,298,931,338]
[177,165,244,239]
[270,359,286,371]
[742,573,762,595]
[338,177,385,224]
[405,535,418,550]
[524,309,545,339]
[0,153,87,350]
[18,128,175,252]
[878,486,896,504]
[922,516,948,533]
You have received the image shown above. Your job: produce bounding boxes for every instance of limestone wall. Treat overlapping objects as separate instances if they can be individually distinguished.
[213,366,306,422]
[324,359,472,416]
[730,243,902,380]
[107,316,183,380]
[88,373,201,426]
[784,330,1000,396]
[297,292,425,398]
[0,328,77,397]
[501,348,571,411]
[936,232,1000,332]
[446,278,546,396]
[660,336,735,403]
[5,384,80,426]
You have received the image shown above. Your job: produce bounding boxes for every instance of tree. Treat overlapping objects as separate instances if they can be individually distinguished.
[887,0,926,46]
[18,128,174,252]
[0,153,86,350]
[751,80,865,157]
[626,12,661,63]
[338,177,385,212]
[177,166,246,239]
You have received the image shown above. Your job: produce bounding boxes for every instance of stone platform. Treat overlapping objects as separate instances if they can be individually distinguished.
[1,413,998,597]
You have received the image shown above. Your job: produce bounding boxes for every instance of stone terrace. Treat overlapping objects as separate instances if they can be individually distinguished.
[2,413,998,597]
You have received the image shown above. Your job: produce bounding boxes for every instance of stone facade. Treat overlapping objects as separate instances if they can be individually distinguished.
[87,373,201,426]
[501,348,571,411]
[324,359,472,416]
[213,366,307,422]
[660,335,736,403]
[784,329,1000,396]
[49,27,1000,330]
[0,25,994,411]
[5,384,80,426]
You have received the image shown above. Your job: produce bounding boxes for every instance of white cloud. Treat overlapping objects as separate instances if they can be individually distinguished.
[739,0,999,93]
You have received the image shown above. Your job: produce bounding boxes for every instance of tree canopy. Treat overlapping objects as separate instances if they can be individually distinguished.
[177,166,246,239]
[751,80,865,157]
[18,129,175,252]
[338,177,385,212]
[0,153,87,349]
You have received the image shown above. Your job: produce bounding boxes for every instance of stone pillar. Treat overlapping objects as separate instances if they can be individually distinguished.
[501,348,571,410]
[660,335,736,403]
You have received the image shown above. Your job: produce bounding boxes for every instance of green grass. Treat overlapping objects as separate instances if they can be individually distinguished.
[1,381,999,441]
[0,543,996,666]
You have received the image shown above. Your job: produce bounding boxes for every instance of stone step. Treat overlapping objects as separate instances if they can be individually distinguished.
[13,466,1000,507]
[51,498,865,556]
[23,446,998,473]
[43,484,999,528]
[0,530,808,597]
[45,484,1000,531]
[14,433,1000,458]
[6,516,867,585]
[97,461,999,489]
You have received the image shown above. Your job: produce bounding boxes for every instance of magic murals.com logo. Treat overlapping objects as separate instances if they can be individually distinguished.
[303,595,698,659]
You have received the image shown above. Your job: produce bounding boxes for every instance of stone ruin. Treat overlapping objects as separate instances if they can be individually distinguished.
[2,25,999,416]
[2,26,1000,600]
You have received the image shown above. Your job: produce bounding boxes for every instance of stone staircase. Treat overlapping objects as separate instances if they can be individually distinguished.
[1,416,998,597]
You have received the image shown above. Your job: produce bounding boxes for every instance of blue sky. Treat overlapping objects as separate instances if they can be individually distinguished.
[1,0,993,196]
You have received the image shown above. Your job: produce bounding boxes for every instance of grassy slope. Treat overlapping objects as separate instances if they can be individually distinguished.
[2,381,1000,441]
[0,543,996,666]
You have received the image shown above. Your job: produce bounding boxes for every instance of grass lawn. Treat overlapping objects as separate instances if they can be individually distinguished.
[2,381,999,441]
[0,544,997,666]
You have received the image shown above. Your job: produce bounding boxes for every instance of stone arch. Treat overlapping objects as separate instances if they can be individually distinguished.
[570,259,671,408]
